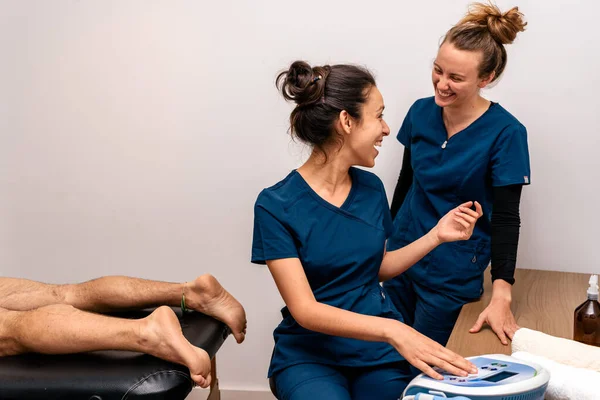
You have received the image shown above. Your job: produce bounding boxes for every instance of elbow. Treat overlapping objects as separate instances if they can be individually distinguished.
[378,259,395,282]
[288,301,318,330]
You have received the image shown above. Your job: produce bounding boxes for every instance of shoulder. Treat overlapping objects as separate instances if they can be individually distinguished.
[351,168,385,194]
[409,96,436,115]
[490,104,527,135]
[401,97,437,127]
[254,171,306,213]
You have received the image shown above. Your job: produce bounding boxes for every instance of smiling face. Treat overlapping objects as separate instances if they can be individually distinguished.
[343,86,390,168]
[432,42,494,109]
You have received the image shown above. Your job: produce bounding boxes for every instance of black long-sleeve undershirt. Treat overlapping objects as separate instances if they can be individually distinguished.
[390,147,522,285]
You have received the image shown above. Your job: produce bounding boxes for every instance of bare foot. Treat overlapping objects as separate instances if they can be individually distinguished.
[184,274,247,343]
[140,306,212,388]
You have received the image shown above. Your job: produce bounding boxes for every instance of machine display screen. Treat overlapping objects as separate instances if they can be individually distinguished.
[481,371,517,383]
[423,357,538,387]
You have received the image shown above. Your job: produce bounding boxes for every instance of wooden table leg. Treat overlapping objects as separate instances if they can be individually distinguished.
[207,357,220,400]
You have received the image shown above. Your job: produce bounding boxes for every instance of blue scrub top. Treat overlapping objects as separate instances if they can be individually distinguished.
[387,97,531,299]
[252,167,404,377]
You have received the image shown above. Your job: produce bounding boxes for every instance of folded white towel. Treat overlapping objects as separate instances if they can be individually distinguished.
[512,351,600,400]
[512,328,600,372]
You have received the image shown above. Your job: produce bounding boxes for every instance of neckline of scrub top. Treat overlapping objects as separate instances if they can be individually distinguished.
[437,101,498,141]
[292,167,359,213]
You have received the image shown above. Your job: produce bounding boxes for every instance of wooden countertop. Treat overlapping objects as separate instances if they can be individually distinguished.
[446,268,590,357]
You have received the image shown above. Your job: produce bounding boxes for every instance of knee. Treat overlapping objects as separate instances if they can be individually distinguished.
[0,309,24,356]
[352,363,413,400]
[269,376,278,397]
[274,370,349,400]
[0,305,80,356]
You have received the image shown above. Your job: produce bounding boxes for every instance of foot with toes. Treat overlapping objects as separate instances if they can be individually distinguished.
[184,274,247,343]
[141,306,212,388]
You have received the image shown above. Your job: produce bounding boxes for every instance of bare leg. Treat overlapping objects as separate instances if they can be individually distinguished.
[0,305,212,388]
[0,275,247,343]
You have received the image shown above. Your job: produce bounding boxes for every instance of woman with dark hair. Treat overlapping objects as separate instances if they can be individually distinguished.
[384,2,530,350]
[251,61,482,399]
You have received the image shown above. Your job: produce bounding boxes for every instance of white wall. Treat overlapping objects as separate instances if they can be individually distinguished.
[1,0,599,392]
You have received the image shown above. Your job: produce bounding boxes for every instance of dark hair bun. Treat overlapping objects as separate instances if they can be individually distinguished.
[276,61,330,108]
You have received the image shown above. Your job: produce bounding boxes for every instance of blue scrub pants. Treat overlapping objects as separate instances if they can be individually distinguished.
[271,361,414,400]
[383,273,467,347]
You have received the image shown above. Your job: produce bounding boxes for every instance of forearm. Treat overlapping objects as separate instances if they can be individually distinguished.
[390,147,413,220]
[295,300,400,344]
[379,229,441,281]
[491,279,512,303]
[490,184,522,285]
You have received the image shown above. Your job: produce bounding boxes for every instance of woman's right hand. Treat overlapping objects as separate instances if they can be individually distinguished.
[386,320,477,380]
[432,201,483,244]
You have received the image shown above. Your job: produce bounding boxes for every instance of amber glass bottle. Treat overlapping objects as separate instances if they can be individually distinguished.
[574,275,600,347]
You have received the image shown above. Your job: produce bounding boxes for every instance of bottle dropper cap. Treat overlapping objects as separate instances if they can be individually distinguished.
[588,275,599,300]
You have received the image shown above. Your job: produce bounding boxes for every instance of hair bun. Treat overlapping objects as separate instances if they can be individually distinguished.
[486,6,527,44]
[276,61,329,107]
[458,2,527,45]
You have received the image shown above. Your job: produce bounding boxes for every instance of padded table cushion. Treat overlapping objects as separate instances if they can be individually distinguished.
[0,307,230,400]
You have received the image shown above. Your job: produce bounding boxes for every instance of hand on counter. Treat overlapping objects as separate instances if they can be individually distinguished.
[469,279,519,345]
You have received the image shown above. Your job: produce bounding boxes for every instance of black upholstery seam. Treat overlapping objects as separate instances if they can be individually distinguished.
[121,370,192,400]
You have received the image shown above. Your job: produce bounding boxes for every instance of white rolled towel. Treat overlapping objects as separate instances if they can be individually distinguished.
[512,351,600,400]
[512,327,600,372]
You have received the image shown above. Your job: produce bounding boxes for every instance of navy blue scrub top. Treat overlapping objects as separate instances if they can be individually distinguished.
[252,167,404,377]
[387,97,531,298]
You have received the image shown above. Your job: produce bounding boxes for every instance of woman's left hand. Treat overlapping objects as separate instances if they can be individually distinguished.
[469,298,519,345]
[433,201,483,243]
[469,280,519,345]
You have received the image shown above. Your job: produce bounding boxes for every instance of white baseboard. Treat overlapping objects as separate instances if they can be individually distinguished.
[186,387,209,400]
[186,388,274,400]
[222,390,274,400]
